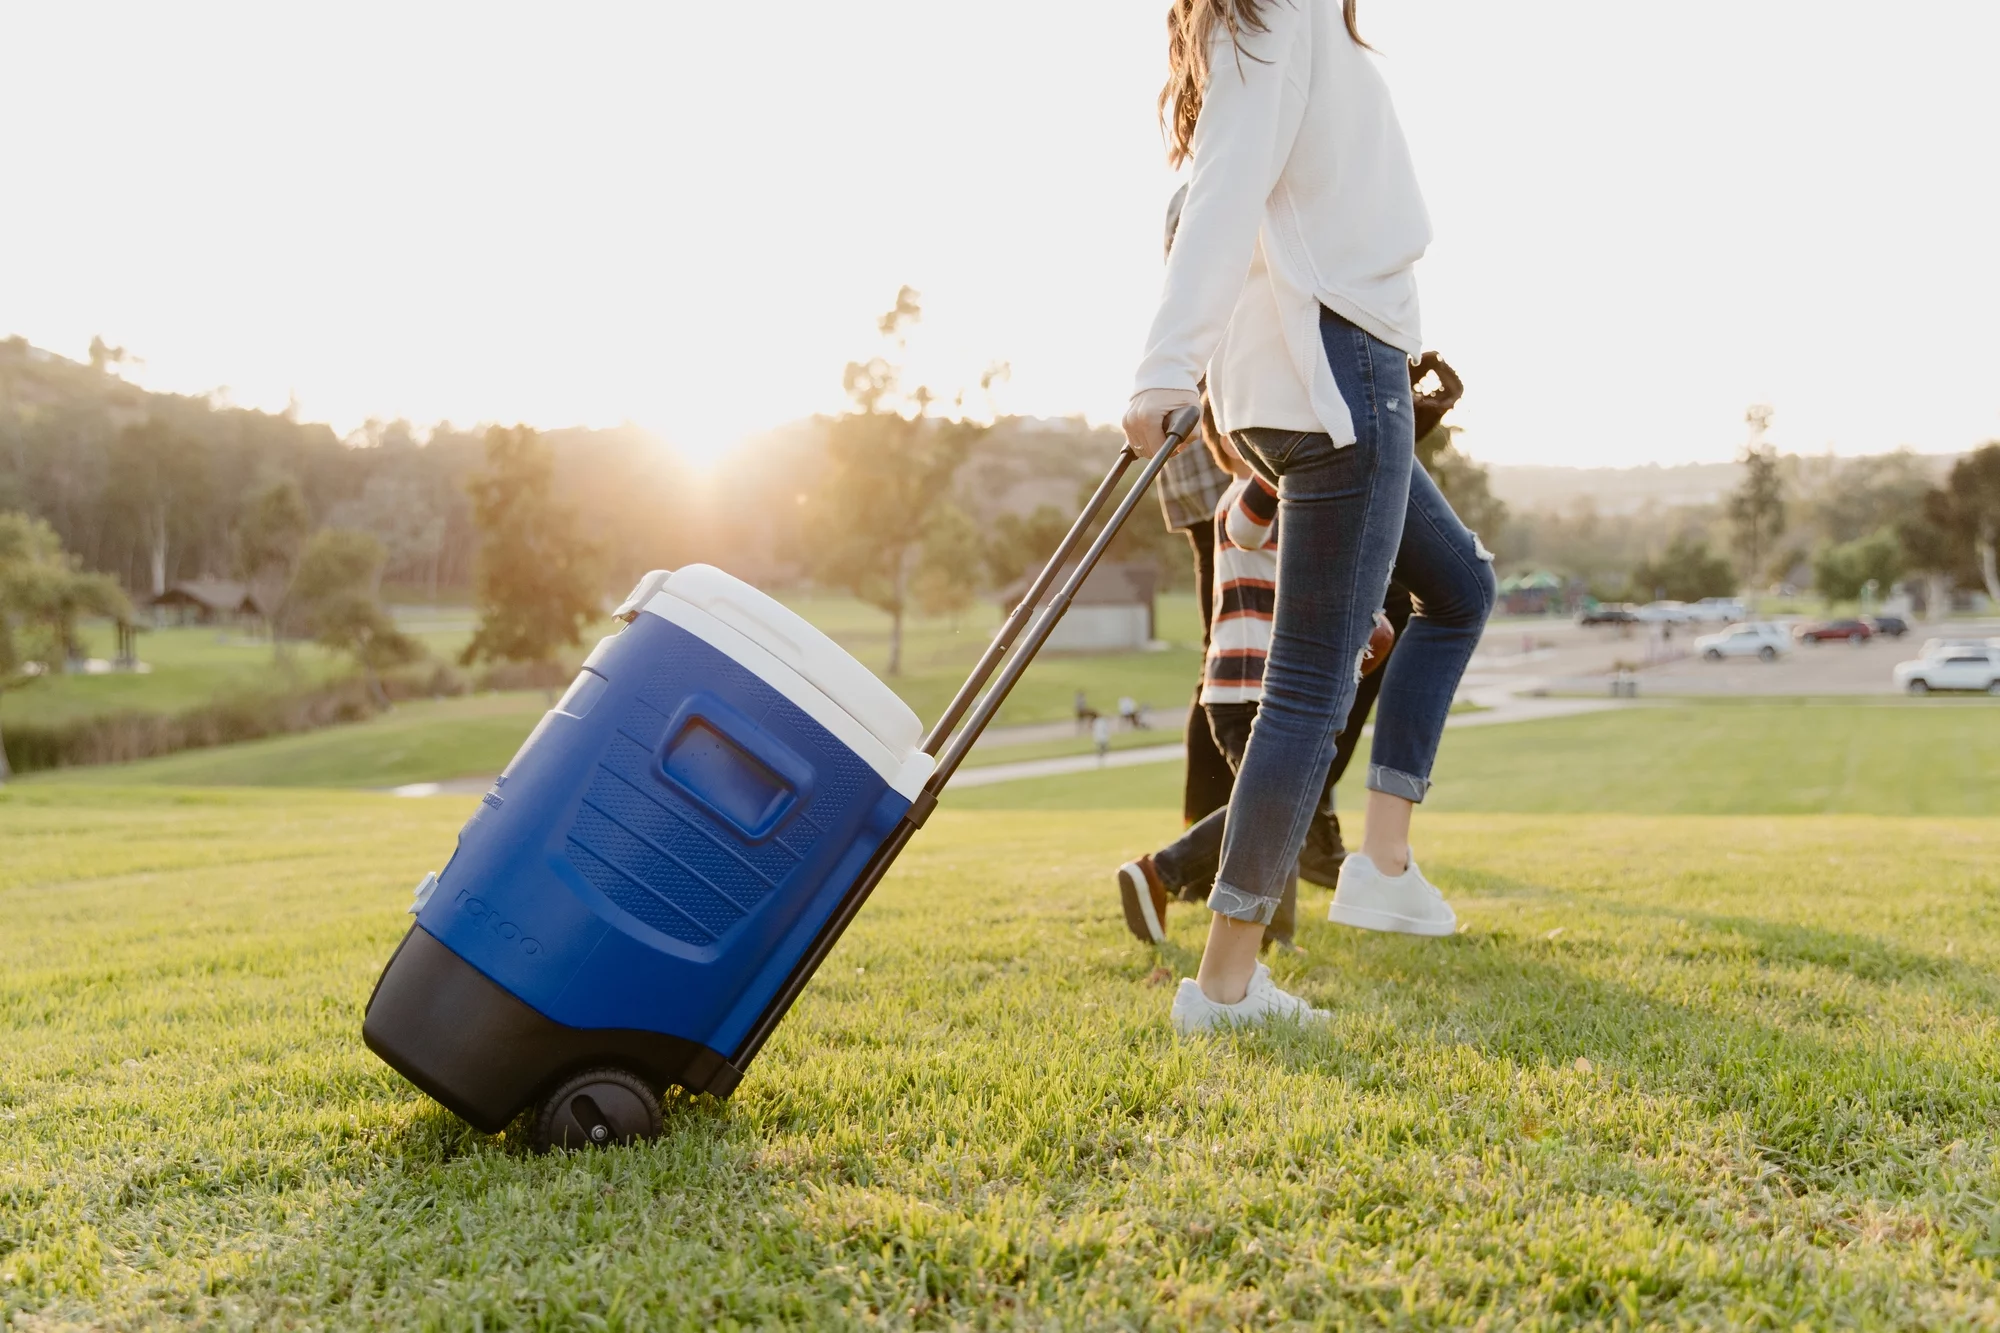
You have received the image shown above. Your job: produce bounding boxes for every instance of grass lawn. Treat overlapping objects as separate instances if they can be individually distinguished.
[955,698,2000,817]
[7,784,2000,1326]
[25,589,1211,788]
[27,692,553,789]
[19,595,1202,773]
[1,623,351,728]
[26,692,1189,790]
[40,695,2000,808]
[782,592,1208,734]
[961,727,1184,768]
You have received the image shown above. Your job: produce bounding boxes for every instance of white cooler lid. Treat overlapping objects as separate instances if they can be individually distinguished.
[626,566,931,795]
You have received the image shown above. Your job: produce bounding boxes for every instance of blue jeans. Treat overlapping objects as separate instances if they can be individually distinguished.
[1150,702,1312,945]
[1207,308,1496,926]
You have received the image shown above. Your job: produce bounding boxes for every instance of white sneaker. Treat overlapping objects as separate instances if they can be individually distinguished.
[1170,963,1330,1035]
[1327,853,1457,936]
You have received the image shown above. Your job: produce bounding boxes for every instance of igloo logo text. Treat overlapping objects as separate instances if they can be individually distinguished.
[453,888,544,957]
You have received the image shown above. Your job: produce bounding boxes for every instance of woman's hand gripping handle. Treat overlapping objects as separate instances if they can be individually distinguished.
[1123,389,1204,459]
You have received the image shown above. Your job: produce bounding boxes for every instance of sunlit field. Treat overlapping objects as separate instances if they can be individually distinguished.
[0,622,350,728]
[778,591,1206,735]
[12,594,1206,766]
[38,695,2000,824]
[958,698,2000,820]
[16,618,2000,1327]
[7,781,2000,1327]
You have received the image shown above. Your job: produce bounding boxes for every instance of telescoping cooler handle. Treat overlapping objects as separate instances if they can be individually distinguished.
[911,402,1204,812]
[726,402,1202,1077]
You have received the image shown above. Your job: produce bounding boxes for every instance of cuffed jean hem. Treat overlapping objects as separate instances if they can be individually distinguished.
[1367,763,1431,803]
[1207,881,1280,925]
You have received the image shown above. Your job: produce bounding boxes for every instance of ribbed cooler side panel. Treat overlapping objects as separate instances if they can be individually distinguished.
[559,632,880,951]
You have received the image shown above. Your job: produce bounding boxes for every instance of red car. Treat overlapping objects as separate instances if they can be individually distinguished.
[1794,618,1873,644]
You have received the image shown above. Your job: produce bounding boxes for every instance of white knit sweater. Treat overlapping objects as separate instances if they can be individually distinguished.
[1133,0,1432,444]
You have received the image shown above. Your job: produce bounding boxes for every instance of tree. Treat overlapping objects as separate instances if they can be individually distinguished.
[41,569,130,667]
[801,290,985,675]
[910,503,985,622]
[1418,425,1507,551]
[460,425,603,666]
[1898,488,1965,618]
[291,529,422,704]
[326,471,448,602]
[87,335,132,375]
[1812,528,1906,604]
[0,513,133,783]
[1798,449,1934,546]
[1629,533,1737,602]
[107,418,208,597]
[1936,444,2000,604]
[236,479,312,656]
[1728,406,1785,603]
[984,504,1072,589]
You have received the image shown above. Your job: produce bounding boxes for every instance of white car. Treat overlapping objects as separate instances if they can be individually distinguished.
[1634,600,1695,623]
[1696,622,1789,661]
[1895,648,2000,694]
[1918,637,2000,660]
[1688,597,1748,624]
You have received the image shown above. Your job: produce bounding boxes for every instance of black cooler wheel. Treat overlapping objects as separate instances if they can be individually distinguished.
[531,1067,663,1152]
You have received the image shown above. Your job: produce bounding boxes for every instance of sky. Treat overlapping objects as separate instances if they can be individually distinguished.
[2,1,1996,469]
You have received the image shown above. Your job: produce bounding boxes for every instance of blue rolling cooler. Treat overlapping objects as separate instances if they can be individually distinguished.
[363,408,1202,1148]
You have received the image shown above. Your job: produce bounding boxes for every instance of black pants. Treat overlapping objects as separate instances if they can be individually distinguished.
[1187,520,1415,810]
[1326,582,1416,789]
[1154,701,1304,945]
[1181,519,1236,824]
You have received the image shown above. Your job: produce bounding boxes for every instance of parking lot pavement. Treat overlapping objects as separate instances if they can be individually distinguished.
[1473,616,2000,698]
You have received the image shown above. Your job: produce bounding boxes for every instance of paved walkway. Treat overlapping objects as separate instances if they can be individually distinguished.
[946,681,1624,790]
[1453,677,1624,728]
[384,680,1625,798]
[387,777,495,797]
[948,742,1189,789]
[387,715,1174,797]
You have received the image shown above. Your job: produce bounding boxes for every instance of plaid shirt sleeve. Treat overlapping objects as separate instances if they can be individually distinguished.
[1155,441,1233,532]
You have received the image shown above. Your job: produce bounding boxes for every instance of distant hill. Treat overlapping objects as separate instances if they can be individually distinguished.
[14,326,1964,603]
[1486,452,1956,515]
[1485,460,1743,514]
[0,335,1150,598]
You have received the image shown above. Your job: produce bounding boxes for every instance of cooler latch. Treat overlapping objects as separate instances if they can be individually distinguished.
[612,569,674,623]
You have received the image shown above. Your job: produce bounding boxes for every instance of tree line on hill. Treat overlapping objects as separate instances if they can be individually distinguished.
[1491,413,2000,611]
[0,303,1193,690]
[0,324,1178,650]
[9,315,2000,716]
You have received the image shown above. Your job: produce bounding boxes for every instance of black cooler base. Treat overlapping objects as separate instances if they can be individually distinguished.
[363,925,742,1132]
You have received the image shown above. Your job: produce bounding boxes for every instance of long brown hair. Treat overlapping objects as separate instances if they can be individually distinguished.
[1159,0,1367,167]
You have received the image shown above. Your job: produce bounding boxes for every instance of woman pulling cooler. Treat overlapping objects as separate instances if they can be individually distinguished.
[1121,0,1496,1032]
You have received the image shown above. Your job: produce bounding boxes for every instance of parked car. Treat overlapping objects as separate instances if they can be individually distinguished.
[1688,597,1748,624]
[1865,615,1910,638]
[1695,622,1789,661]
[1896,648,2000,694]
[1577,603,1637,626]
[1794,618,1873,644]
[1917,637,2000,659]
[1634,600,1695,624]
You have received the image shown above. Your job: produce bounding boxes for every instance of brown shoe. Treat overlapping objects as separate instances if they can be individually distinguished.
[1116,856,1169,943]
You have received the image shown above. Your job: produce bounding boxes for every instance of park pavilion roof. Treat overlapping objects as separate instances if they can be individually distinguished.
[150,579,265,616]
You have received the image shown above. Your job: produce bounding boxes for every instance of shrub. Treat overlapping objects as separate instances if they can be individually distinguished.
[1628,534,1737,602]
[1812,528,1906,602]
[2,679,383,774]
[472,659,575,692]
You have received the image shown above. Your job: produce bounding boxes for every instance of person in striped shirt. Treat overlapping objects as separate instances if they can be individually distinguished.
[1116,420,1390,951]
